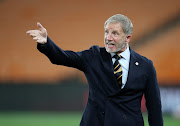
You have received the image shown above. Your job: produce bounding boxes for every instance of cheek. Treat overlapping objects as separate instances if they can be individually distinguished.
[113,37,119,42]
[117,38,124,44]
[104,37,107,42]
[104,36,106,41]
[114,39,120,45]
[104,34,108,39]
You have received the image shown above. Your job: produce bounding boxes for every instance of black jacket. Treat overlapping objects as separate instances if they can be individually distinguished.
[37,37,163,126]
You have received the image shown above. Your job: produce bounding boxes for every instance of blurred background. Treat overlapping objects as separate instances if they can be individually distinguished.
[0,0,180,125]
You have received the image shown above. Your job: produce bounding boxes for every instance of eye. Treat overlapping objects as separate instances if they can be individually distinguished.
[113,32,119,35]
[105,30,109,34]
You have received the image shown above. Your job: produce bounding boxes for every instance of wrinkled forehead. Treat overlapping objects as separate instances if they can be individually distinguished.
[104,22,124,32]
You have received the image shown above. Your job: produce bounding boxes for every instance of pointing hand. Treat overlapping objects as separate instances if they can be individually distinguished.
[26,22,47,44]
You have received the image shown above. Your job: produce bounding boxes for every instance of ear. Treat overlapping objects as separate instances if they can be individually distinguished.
[125,34,132,44]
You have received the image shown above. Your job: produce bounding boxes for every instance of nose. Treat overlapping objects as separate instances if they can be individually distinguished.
[106,33,113,41]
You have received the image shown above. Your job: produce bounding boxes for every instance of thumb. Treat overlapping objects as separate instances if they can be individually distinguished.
[37,22,44,31]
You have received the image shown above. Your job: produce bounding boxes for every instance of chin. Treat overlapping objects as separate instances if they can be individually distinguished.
[105,47,117,53]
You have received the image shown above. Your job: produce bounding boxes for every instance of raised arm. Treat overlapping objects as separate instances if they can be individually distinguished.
[26,22,88,71]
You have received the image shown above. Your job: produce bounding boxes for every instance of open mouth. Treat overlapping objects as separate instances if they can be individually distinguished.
[106,42,115,47]
[108,43,115,45]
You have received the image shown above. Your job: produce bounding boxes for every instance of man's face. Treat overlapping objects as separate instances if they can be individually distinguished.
[104,23,130,53]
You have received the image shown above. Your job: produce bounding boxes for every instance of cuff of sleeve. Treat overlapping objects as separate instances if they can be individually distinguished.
[37,36,51,52]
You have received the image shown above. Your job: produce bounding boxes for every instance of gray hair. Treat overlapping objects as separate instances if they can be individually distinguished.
[104,14,133,35]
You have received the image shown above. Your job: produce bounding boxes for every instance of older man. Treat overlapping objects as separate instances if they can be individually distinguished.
[27,14,163,126]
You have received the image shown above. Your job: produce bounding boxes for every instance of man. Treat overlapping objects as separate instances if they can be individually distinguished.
[26,14,163,126]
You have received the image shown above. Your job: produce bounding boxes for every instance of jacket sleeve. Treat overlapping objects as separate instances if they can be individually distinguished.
[37,37,87,71]
[144,60,163,126]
